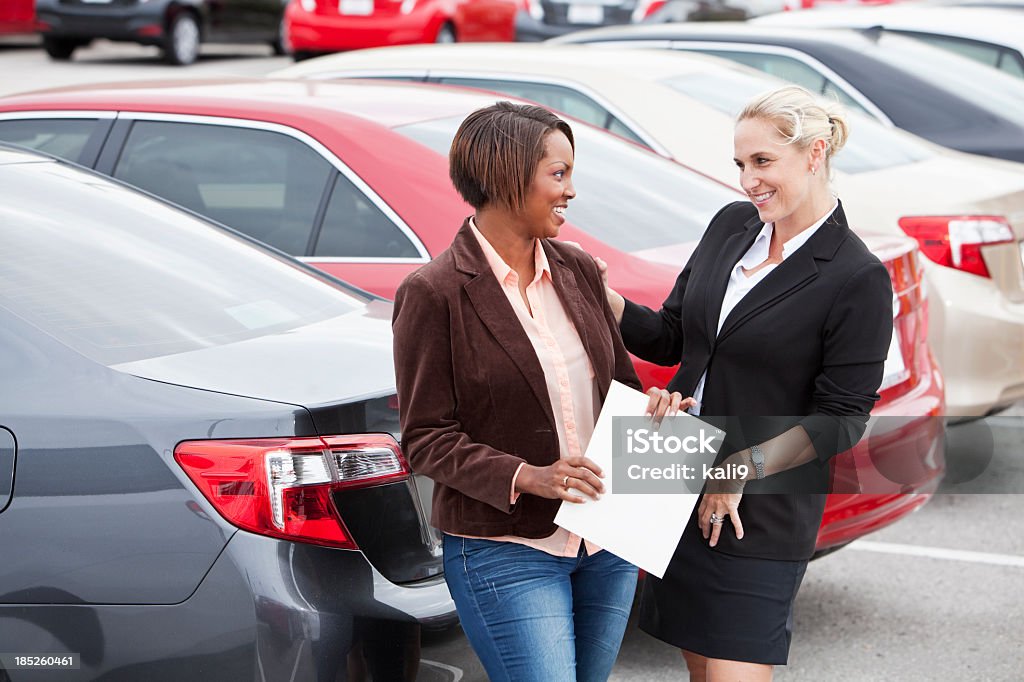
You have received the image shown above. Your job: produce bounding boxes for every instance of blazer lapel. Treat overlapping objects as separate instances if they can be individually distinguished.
[705,214,764,340]
[454,222,557,433]
[547,246,613,401]
[716,249,819,344]
[716,203,850,344]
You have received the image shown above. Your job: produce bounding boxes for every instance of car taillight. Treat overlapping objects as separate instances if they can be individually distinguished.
[174,434,408,550]
[898,216,1014,278]
[631,0,666,21]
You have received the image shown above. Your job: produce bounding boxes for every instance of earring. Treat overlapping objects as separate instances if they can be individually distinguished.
[811,167,817,176]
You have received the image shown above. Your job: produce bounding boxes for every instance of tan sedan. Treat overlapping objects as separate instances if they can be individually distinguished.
[274,44,1024,417]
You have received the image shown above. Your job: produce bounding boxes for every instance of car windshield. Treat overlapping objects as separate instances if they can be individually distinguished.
[660,70,936,173]
[869,33,1024,127]
[392,116,739,252]
[0,160,370,365]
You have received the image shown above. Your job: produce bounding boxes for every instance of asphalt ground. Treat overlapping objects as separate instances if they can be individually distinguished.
[2,41,1023,681]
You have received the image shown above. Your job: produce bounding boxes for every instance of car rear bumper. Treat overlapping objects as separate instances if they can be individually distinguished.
[818,349,946,552]
[514,9,629,41]
[0,530,462,680]
[925,263,1024,417]
[35,3,165,42]
[286,4,438,52]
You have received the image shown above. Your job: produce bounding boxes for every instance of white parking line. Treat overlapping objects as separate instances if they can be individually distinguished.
[848,540,1024,568]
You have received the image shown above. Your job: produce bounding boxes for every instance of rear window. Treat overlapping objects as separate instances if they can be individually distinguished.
[393,116,738,252]
[0,161,369,366]
[0,118,99,164]
[661,70,935,173]
[870,33,1024,127]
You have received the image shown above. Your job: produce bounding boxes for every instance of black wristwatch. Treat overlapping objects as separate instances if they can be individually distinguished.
[749,444,766,480]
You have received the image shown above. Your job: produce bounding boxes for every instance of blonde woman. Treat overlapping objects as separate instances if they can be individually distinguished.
[599,86,894,680]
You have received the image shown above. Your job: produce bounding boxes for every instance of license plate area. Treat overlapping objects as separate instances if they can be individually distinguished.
[567,4,603,23]
[339,0,373,15]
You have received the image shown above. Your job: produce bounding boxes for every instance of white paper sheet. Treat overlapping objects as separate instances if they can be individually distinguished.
[553,381,702,578]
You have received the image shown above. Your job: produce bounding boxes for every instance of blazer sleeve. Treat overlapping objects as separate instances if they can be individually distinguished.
[619,202,733,366]
[800,260,894,462]
[392,272,526,513]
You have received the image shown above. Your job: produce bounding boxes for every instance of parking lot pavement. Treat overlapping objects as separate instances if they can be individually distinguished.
[0,39,289,97]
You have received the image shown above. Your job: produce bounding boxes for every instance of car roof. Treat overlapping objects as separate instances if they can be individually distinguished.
[0,77,508,128]
[752,6,1024,49]
[551,21,893,52]
[271,43,758,84]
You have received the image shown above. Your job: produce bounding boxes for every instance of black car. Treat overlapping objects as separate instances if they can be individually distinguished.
[516,0,663,42]
[552,22,1024,162]
[0,145,479,681]
[34,0,289,65]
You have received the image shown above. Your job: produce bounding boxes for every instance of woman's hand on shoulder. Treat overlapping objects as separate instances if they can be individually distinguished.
[515,456,606,504]
[561,240,625,324]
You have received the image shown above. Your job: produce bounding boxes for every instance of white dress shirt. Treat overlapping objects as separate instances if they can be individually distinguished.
[689,202,838,415]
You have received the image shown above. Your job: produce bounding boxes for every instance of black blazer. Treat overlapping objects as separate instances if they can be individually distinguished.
[621,200,893,560]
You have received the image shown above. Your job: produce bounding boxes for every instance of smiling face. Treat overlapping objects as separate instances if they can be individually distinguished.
[521,130,575,239]
[734,117,826,232]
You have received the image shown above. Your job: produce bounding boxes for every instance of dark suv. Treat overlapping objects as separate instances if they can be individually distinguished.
[0,145,474,681]
[34,0,289,65]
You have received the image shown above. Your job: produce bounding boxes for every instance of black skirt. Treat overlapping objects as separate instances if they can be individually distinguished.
[638,511,808,666]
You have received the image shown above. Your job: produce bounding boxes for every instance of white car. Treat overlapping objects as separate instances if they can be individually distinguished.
[274,44,1024,416]
[753,4,1024,78]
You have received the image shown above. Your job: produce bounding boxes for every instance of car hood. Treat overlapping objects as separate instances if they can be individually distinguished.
[113,300,397,408]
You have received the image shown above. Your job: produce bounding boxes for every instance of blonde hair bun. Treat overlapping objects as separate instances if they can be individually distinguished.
[738,85,849,161]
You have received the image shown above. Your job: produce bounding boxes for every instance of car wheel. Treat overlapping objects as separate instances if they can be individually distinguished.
[42,37,81,61]
[271,17,290,56]
[435,23,456,43]
[163,12,201,65]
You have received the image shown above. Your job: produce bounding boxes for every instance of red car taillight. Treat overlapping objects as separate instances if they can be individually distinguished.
[174,435,409,550]
[898,216,1014,278]
[631,0,666,21]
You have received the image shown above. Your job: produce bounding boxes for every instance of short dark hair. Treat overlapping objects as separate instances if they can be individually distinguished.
[449,102,574,212]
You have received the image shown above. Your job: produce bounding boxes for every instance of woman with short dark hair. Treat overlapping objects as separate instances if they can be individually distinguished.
[393,102,656,681]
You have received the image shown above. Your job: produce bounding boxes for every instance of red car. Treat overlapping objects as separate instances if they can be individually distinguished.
[0,0,35,36]
[0,79,944,553]
[284,0,517,60]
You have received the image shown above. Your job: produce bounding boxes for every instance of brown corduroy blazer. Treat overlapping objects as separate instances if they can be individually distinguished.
[392,219,641,538]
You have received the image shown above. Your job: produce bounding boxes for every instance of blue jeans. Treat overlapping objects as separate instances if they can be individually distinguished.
[443,534,638,682]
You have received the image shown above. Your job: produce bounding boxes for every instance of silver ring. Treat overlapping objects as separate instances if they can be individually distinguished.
[709,513,724,525]
[563,475,570,488]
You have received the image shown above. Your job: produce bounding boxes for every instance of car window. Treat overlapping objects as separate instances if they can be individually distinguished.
[661,70,934,173]
[433,76,649,146]
[604,114,648,146]
[901,31,1003,68]
[870,33,1024,127]
[434,77,612,130]
[394,115,738,252]
[1000,52,1024,77]
[314,172,419,258]
[0,160,369,366]
[113,121,333,255]
[683,48,872,116]
[0,118,99,164]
